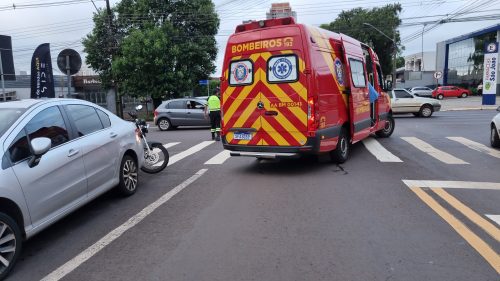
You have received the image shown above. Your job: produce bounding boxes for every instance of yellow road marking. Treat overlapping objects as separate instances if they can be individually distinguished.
[432,188,500,242]
[410,187,500,274]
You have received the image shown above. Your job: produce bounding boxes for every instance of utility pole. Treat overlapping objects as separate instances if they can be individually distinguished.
[421,24,426,71]
[0,51,6,102]
[105,0,122,117]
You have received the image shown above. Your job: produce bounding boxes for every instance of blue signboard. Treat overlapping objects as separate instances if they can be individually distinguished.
[199,79,209,85]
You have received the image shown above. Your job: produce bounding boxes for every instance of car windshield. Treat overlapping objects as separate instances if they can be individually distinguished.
[0,108,26,136]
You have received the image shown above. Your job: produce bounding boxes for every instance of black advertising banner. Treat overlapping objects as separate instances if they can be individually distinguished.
[0,35,16,81]
[30,43,55,98]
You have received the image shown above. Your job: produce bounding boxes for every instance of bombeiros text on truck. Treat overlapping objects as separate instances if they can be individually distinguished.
[220,17,395,163]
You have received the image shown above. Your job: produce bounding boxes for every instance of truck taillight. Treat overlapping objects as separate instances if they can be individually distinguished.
[307,97,316,131]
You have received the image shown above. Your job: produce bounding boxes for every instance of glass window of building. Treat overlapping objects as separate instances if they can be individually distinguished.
[446,31,497,88]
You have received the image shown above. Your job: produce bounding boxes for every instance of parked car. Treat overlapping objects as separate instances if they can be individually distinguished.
[0,99,143,280]
[432,86,471,100]
[154,98,210,131]
[491,106,500,148]
[389,88,441,117]
[410,86,433,97]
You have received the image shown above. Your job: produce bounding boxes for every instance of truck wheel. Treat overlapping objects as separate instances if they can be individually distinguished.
[330,127,350,164]
[419,105,433,118]
[491,125,500,148]
[376,115,395,138]
[437,94,444,100]
[0,212,22,280]
[461,92,468,98]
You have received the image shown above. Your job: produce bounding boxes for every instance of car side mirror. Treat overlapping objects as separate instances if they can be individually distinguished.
[28,137,51,168]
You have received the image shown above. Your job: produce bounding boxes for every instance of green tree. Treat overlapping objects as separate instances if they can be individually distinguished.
[83,0,219,107]
[396,56,405,68]
[320,4,402,76]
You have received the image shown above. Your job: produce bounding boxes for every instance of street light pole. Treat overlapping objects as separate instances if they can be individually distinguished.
[363,22,397,87]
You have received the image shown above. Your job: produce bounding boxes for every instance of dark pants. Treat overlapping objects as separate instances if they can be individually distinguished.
[209,110,221,133]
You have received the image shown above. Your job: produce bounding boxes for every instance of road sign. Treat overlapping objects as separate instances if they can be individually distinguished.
[199,79,209,85]
[483,42,498,106]
[433,71,442,79]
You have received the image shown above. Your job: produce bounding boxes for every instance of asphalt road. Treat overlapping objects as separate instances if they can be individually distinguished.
[7,110,500,281]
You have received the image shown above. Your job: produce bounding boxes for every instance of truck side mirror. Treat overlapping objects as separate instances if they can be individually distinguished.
[383,80,393,91]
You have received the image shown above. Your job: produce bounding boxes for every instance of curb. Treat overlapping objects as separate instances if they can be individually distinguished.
[441,106,498,111]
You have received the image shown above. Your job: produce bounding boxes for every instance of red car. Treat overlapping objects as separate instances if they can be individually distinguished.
[432,86,471,100]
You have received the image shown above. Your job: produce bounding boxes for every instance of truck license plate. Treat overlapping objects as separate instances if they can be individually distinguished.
[234,132,252,140]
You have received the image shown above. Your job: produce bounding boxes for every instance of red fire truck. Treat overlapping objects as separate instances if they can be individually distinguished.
[220,17,394,163]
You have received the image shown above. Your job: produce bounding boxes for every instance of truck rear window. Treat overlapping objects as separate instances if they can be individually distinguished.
[267,54,298,83]
[229,59,253,86]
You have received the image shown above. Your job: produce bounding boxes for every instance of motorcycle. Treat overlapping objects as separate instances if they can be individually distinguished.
[129,105,169,173]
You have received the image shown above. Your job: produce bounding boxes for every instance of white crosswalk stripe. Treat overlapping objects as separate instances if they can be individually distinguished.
[163,142,180,149]
[204,150,231,165]
[401,137,469,164]
[447,137,500,159]
[485,215,500,227]
[362,138,403,162]
[168,141,215,166]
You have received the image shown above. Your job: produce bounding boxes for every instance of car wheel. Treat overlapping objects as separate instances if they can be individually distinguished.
[157,118,172,131]
[330,127,350,163]
[491,125,500,148]
[117,154,138,196]
[0,213,22,281]
[376,115,395,138]
[461,92,468,98]
[419,105,433,118]
[437,94,444,100]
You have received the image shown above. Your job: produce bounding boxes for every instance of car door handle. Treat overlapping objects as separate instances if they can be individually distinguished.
[110,132,118,138]
[68,149,79,157]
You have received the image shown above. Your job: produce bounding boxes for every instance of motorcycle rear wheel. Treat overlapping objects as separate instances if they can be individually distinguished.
[141,143,169,174]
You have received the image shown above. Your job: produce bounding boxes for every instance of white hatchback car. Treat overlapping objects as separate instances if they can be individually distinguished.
[491,106,500,148]
[389,88,441,117]
[0,99,143,279]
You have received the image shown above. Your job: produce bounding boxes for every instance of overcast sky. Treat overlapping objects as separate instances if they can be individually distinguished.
[1,0,499,77]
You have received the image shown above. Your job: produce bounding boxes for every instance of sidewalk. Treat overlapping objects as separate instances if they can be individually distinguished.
[439,96,499,111]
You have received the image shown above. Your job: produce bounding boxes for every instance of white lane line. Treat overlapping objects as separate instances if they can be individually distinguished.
[362,138,403,162]
[485,215,500,227]
[168,141,215,166]
[204,150,231,165]
[40,169,208,281]
[401,137,469,164]
[447,137,500,159]
[402,180,500,190]
[163,142,180,149]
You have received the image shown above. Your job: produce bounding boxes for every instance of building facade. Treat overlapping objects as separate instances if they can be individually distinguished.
[266,3,297,21]
[436,24,500,93]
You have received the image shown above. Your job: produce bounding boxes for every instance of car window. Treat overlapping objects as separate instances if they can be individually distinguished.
[8,130,31,163]
[0,108,25,136]
[168,100,187,109]
[96,109,111,128]
[9,106,70,163]
[66,105,104,136]
[187,100,204,110]
[349,59,366,88]
[394,90,413,98]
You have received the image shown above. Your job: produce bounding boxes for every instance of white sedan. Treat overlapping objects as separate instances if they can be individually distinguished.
[491,107,500,148]
[389,88,441,117]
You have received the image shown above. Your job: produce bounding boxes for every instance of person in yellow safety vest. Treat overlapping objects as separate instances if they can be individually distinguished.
[204,88,221,141]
